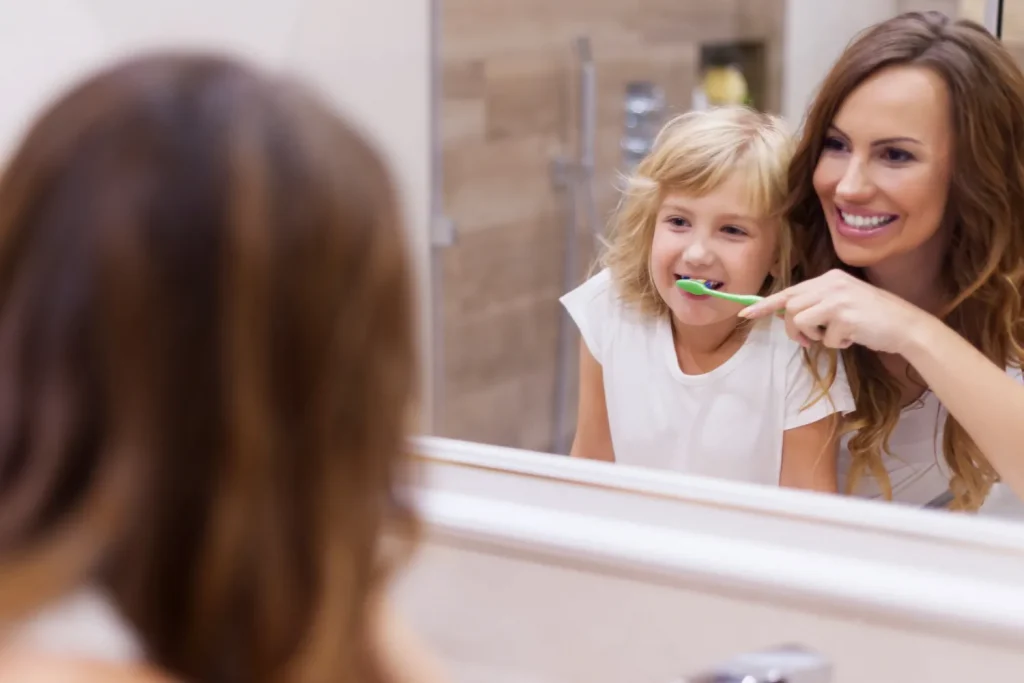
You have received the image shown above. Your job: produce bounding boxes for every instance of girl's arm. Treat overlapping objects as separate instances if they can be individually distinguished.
[780,414,841,493]
[570,339,615,461]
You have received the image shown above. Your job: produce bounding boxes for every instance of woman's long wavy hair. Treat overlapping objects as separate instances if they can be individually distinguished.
[0,53,418,682]
[789,11,1024,510]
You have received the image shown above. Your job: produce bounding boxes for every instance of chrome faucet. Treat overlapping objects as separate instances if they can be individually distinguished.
[622,81,665,171]
[677,644,832,683]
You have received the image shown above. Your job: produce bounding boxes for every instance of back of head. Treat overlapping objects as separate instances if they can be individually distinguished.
[788,11,1024,508]
[603,105,794,316]
[0,53,417,682]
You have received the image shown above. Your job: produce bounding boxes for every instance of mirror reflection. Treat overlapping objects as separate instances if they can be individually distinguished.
[431,0,1024,520]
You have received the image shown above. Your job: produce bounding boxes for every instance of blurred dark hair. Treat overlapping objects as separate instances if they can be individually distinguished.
[0,52,418,683]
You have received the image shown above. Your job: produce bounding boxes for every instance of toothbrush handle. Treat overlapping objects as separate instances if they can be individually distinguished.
[714,291,763,306]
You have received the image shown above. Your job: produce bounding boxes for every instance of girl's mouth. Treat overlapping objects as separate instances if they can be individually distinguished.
[676,275,724,290]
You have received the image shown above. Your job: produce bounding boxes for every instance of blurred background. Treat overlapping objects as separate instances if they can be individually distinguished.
[0,0,1020,456]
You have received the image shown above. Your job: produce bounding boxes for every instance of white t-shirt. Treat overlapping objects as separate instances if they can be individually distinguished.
[6,585,142,661]
[560,269,856,485]
[838,367,1024,517]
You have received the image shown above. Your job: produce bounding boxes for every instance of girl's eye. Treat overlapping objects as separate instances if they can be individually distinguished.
[666,217,689,227]
[722,225,747,237]
[882,147,915,163]
[823,136,847,152]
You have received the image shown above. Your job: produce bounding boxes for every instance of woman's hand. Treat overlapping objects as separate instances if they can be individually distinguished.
[739,269,933,355]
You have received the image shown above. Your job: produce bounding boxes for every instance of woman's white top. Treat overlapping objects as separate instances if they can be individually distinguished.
[6,586,141,662]
[838,368,1024,518]
[560,269,855,485]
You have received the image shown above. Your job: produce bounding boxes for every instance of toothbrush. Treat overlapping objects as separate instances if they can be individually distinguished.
[675,278,764,307]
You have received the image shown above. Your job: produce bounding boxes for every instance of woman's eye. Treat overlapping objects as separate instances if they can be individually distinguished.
[882,147,915,163]
[823,136,847,152]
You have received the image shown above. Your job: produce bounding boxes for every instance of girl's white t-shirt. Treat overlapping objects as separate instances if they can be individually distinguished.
[561,269,856,485]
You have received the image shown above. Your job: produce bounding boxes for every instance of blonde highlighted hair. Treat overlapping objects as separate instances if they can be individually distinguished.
[602,105,795,316]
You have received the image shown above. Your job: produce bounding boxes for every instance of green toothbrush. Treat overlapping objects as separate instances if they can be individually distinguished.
[675,278,763,306]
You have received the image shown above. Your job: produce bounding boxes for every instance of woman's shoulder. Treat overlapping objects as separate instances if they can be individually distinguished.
[8,587,142,664]
[0,653,173,683]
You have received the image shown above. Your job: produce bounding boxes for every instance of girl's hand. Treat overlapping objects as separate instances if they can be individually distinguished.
[739,269,932,355]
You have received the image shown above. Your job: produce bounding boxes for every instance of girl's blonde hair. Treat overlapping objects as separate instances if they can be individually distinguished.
[602,105,795,316]
[601,105,838,416]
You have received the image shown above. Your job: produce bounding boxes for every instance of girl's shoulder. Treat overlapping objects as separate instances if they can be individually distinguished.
[560,269,654,363]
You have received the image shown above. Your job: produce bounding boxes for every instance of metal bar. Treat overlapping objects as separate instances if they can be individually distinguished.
[577,36,600,243]
[428,0,452,434]
[551,36,596,455]
[578,36,596,175]
[985,0,1004,37]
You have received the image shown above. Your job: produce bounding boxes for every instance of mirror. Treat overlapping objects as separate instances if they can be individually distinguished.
[429,0,1024,520]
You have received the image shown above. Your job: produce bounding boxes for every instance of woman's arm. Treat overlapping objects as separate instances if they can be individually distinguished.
[899,314,1024,500]
[780,414,841,493]
[741,269,1024,500]
[569,339,615,461]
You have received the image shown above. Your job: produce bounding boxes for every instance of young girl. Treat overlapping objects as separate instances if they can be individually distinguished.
[562,106,855,492]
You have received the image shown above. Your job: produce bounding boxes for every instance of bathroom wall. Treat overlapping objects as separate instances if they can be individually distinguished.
[436,0,786,453]
[0,0,434,426]
[434,0,994,454]
[781,0,965,123]
[998,0,1024,60]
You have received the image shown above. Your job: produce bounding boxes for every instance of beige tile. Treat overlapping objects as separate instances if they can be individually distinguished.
[1006,41,1024,67]
[442,98,486,146]
[443,294,562,398]
[736,0,786,37]
[629,0,741,44]
[440,360,561,453]
[442,0,638,61]
[443,59,486,99]
[443,134,564,232]
[484,52,570,140]
[441,211,566,319]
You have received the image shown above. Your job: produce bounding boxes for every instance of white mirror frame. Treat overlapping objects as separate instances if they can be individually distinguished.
[397,436,1024,682]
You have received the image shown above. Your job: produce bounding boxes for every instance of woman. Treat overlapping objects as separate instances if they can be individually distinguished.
[0,53,445,682]
[741,11,1024,512]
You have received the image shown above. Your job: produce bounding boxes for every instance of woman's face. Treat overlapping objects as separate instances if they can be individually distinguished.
[812,65,953,275]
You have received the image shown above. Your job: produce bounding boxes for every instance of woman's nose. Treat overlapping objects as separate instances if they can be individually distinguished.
[835,157,875,201]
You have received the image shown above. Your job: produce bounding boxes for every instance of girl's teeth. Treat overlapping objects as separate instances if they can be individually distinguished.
[840,211,895,228]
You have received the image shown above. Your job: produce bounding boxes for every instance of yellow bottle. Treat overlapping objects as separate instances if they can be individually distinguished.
[702,64,750,106]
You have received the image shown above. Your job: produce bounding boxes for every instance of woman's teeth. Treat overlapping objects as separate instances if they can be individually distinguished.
[839,210,897,229]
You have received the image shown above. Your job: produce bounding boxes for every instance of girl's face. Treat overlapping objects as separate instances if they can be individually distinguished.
[813,65,953,279]
[650,172,779,328]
